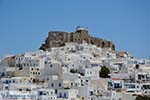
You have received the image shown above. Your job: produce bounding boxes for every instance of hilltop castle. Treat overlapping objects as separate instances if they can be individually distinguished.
[40,26,115,51]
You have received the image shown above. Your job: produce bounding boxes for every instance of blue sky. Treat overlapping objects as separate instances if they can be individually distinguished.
[0,0,150,58]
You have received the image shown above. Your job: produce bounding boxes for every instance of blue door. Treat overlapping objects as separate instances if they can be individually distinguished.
[59,93,62,98]
[64,93,67,98]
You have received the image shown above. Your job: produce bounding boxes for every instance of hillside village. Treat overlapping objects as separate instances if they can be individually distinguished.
[0,27,150,100]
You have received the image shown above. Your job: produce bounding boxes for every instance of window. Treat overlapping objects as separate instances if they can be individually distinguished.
[8,80,11,83]
[51,83,54,87]
[75,83,77,86]
[12,80,15,83]
[114,83,122,88]
[50,65,52,67]
[39,91,43,95]
[90,91,94,95]
[5,87,8,89]
[59,83,61,87]
[6,80,9,84]
[26,89,30,91]
[71,83,73,86]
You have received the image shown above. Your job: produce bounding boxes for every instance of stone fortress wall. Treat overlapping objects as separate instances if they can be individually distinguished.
[40,27,115,51]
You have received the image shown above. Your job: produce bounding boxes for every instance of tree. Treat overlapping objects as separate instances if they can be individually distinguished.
[99,66,110,78]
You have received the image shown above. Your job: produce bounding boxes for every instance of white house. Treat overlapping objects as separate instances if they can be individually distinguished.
[41,60,62,79]
[57,89,78,99]
[37,88,57,100]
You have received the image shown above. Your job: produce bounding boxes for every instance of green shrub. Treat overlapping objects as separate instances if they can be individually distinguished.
[99,66,110,78]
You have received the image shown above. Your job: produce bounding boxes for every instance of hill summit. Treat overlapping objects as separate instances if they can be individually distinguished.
[40,26,115,51]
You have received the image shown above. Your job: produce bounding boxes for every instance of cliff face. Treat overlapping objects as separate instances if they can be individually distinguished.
[40,28,115,51]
